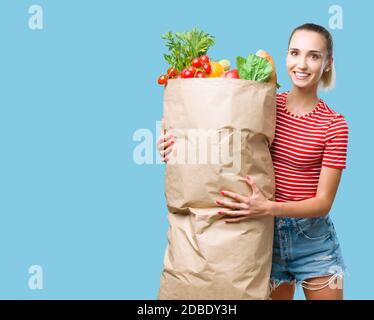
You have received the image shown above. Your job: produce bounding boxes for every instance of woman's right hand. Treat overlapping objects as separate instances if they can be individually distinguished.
[157,130,175,163]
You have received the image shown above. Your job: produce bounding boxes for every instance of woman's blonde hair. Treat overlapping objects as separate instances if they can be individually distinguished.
[288,23,336,91]
[319,60,336,91]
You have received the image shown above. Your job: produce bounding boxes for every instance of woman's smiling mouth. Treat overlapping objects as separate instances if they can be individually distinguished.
[293,71,311,80]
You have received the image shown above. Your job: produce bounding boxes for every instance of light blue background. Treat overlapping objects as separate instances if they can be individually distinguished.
[0,0,372,299]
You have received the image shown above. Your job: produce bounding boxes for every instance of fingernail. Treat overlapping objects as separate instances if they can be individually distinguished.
[170,140,175,145]
[220,191,225,196]
[215,200,220,205]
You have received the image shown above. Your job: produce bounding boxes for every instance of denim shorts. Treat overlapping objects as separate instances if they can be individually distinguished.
[271,215,347,287]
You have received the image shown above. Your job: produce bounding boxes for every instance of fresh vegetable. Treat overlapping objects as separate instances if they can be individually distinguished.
[222,69,240,79]
[195,71,206,78]
[158,75,168,85]
[208,61,224,78]
[180,68,187,78]
[200,55,210,64]
[158,28,280,87]
[182,68,194,78]
[202,63,212,75]
[191,58,202,68]
[218,59,231,71]
[167,67,178,78]
[162,28,215,72]
[236,54,272,82]
[187,66,197,75]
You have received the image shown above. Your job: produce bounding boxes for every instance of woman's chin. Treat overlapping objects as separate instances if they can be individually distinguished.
[291,79,317,90]
[293,82,309,89]
[290,74,318,90]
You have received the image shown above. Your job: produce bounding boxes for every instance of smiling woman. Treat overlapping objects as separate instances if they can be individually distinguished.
[157,23,348,301]
[213,24,348,300]
[265,23,347,300]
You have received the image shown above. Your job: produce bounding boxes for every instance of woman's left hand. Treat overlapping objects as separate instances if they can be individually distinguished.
[215,175,273,223]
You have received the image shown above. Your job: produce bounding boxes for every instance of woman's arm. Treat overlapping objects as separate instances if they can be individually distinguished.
[269,167,343,218]
[216,167,343,222]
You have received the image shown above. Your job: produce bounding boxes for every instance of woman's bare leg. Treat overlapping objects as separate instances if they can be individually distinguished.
[302,275,343,300]
[270,282,296,300]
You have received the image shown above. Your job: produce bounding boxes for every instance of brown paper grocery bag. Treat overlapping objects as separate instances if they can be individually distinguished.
[158,78,276,300]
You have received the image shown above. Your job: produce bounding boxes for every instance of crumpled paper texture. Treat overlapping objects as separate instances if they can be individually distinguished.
[158,78,276,300]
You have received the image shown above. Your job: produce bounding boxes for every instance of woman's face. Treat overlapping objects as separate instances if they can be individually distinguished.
[286,29,331,90]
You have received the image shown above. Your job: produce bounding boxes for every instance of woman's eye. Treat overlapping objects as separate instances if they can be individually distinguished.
[290,51,297,56]
[311,55,319,60]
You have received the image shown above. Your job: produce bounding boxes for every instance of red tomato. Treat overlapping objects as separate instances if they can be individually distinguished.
[202,63,212,75]
[222,69,240,79]
[191,58,202,68]
[182,69,194,78]
[181,68,189,77]
[200,55,210,63]
[187,66,196,75]
[157,75,168,85]
[195,71,206,78]
[167,68,178,78]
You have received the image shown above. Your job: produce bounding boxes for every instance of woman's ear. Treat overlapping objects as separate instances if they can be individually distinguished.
[325,57,334,72]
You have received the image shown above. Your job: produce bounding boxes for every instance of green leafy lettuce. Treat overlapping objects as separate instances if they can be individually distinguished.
[236,54,272,82]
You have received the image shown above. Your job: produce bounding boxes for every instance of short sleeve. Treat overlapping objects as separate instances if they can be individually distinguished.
[322,115,349,169]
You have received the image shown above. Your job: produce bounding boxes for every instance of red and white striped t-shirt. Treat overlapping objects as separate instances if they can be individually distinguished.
[270,91,349,202]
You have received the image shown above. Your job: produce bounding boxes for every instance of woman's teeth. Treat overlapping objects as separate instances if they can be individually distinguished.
[294,72,310,80]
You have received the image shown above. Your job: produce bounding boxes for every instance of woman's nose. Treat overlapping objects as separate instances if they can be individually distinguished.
[296,56,308,69]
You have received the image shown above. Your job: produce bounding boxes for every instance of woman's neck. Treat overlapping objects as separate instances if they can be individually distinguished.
[287,86,319,115]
